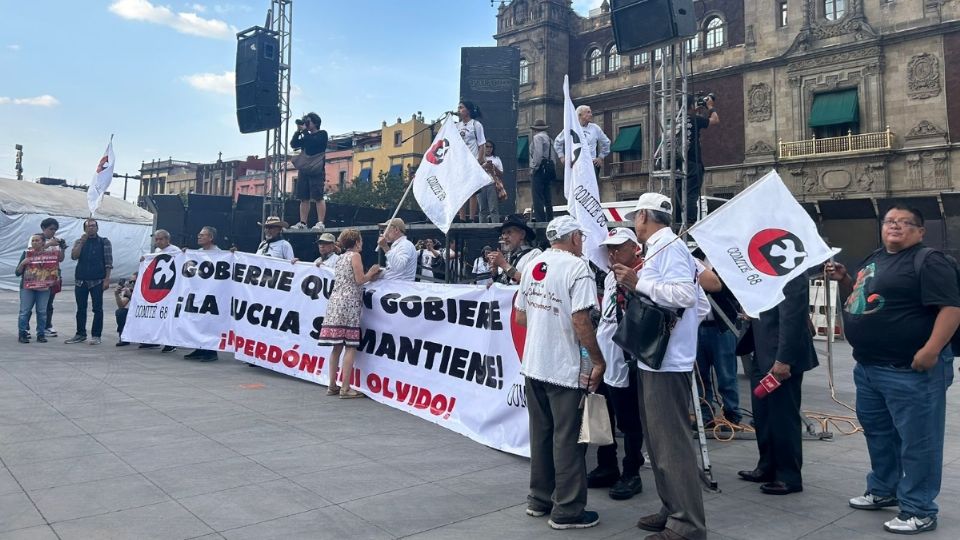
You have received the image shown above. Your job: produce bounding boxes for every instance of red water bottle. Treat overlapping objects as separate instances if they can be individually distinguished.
[752,373,782,399]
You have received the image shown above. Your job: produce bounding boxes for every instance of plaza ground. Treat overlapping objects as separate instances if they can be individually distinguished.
[1,288,958,539]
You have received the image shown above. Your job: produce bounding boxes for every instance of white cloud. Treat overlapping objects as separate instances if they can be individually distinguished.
[108,0,236,40]
[0,95,60,106]
[6,44,20,51]
[182,71,235,94]
[189,3,206,13]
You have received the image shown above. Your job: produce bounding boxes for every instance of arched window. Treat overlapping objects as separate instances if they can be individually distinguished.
[686,35,700,54]
[607,45,621,72]
[823,0,845,20]
[632,51,649,67]
[705,17,725,50]
[588,48,602,76]
[519,57,530,85]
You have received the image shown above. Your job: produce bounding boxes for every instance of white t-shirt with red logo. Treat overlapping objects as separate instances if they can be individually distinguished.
[456,119,486,159]
[514,248,597,389]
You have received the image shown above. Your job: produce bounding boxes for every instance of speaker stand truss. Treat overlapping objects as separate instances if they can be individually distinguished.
[262,0,293,227]
[647,42,691,231]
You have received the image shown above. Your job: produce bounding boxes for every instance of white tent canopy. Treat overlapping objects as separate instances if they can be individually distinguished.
[0,177,153,291]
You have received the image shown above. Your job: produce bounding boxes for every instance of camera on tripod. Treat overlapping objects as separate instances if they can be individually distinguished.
[696,92,717,108]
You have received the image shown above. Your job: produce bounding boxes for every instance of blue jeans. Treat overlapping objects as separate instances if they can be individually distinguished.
[19,288,50,336]
[696,324,741,423]
[854,349,954,518]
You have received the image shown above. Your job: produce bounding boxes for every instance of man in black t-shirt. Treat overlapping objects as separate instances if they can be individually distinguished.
[826,204,960,536]
[290,112,329,232]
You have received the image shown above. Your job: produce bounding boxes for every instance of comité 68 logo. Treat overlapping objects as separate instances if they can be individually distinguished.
[140,253,177,303]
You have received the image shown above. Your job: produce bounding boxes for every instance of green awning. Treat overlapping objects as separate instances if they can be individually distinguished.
[808,89,859,127]
[517,135,529,161]
[610,125,642,152]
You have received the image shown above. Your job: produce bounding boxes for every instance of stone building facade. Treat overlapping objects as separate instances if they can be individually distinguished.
[496,0,960,255]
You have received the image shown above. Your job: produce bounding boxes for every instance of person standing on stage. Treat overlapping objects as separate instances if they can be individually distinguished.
[529,119,557,223]
[554,105,610,178]
[290,112,329,232]
[479,140,503,224]
[455,100,486,223]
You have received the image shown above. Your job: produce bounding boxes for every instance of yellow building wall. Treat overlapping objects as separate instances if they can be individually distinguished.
[351,115,433,181]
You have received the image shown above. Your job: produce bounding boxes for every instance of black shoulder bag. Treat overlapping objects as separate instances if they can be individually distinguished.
[612,291,684,370]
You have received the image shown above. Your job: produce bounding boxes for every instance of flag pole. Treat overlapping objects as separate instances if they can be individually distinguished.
[377,112,453,253]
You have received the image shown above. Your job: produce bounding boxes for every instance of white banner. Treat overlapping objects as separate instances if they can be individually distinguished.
[412,116,492,234]
[561,75,608,270]
[123,251,530,456]
[688,169,840,317]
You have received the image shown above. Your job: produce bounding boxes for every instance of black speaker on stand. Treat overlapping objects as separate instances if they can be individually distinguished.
[610,0,698,53]
[236,27,280,134]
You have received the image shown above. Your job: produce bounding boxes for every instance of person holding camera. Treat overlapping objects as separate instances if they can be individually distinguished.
[114,272,137,347]
[676,94,719,226]
[290,112,329,232]
[529,120,556,223]
[417,238,441,280]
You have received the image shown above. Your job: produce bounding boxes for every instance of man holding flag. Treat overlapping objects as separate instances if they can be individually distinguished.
[411,115,492,235]
[688,169,832,495]
[560,76,608,270]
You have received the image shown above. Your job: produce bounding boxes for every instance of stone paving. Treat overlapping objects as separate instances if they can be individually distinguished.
[1,288,958,539]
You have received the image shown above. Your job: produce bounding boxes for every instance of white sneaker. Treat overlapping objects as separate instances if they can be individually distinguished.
[312,221,325,232]
[46,327,58,337]
[884,513,937,535]
[849,492,898,510]
[289,222,308,230]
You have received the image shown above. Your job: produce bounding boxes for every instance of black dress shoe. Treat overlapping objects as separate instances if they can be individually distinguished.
[738,468,775,483]
[760,481,803,495]
[587,467,620,489]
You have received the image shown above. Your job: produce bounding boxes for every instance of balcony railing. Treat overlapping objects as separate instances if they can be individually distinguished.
[779,127,894,159]
[609,160,647,176]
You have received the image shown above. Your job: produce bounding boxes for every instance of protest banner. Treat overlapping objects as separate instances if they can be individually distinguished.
[123,250,530,456]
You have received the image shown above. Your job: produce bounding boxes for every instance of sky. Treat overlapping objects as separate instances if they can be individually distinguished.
[0,0,603,201]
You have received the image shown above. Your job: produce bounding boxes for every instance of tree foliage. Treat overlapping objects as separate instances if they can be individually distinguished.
[328,171,420,211]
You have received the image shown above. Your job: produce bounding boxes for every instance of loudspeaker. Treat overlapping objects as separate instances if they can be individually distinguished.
[610,0,697,54]
[150,195,187,247]
[236,27,280,134]
[186,194,233,249]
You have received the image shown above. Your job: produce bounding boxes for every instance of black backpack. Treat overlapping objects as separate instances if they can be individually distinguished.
[910,247,960,356]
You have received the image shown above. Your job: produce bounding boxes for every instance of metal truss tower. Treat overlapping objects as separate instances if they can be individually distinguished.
[647,42,690,230]
[262,0,293,226]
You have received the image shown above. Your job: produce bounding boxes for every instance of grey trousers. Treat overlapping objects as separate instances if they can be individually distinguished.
[637,369,707,540]
[477,184,500,223]
[526,378,587,520]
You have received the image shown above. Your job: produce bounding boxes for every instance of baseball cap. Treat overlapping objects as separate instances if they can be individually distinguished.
[316,233,336,244]
[545,215,582,242]
[599,227,638,246]
[378,217,407,233]
[623,193,673,221]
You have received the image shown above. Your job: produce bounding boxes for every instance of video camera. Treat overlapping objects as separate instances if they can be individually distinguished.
[696,91,717,108]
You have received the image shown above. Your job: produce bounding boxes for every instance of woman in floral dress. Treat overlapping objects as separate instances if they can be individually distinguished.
[318,229,380,398]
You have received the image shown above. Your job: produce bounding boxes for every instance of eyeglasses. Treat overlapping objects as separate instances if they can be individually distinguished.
[881,219,920,228]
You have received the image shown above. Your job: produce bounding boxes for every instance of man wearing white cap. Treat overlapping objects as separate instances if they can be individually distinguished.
[515,215,605,530]
[590,227,647,501]
[314,233,340,271]
[612,193,706,540]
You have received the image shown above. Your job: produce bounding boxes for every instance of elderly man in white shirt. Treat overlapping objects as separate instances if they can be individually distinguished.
[377,218,416,281]
[612,193,707,540]
[553,105,611,171]
[314,232,340,271]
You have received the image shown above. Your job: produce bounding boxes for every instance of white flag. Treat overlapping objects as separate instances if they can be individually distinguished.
[87,137,115,216]
[562,75,608,269]
[688,169,840,317]
[412,117,492,234]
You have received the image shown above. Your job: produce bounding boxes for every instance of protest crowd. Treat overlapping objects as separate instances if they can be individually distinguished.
[12,105,960,540]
